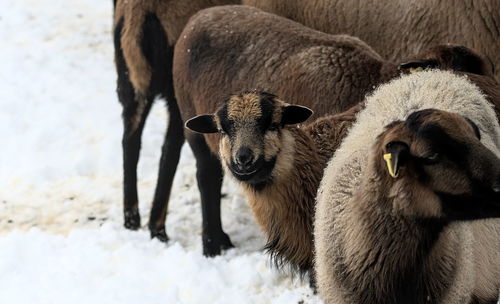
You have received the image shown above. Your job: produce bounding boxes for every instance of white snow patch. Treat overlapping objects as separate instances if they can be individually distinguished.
[0,226,317,304]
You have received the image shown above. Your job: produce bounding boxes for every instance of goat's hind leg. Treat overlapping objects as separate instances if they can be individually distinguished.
[187,133,234,256]
[135,13,186,242]
[148,93,184,242]
[114,17,153,230]
[120,97,152,230]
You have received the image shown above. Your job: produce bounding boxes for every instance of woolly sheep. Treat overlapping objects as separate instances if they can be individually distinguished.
[314,70,500,304]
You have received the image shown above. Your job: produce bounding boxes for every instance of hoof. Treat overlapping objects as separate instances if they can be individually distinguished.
[150,227,169,243]
[203,231,234,257]
[124,209,141,230]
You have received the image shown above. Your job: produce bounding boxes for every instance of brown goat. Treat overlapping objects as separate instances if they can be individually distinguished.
[174,5,401,256]
[186,91,360,282]
[113,0,238,249]
[245,0,499,80]
[318,110,500,304]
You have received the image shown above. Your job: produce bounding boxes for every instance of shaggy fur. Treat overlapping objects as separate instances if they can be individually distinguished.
[245,0,500,80]
[314,70,500,304]
[463,73,500,121]
[186,91,361,280]
[234,103,360,275]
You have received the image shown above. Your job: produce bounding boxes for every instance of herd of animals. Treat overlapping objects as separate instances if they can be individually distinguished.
[111,1,500,303]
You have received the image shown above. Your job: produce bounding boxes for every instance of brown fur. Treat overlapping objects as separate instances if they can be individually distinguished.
[114,0,238,95]
[401,45,495,77]
[245,0,500,80]
[188,92,361,275]
[241,128,319,273]
[239,106,360,274]
[114,0,499,94]
[175,5,399,154]
[227,93,263,121]
[318,110,500,303]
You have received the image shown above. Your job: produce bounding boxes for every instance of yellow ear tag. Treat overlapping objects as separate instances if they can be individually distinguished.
[383,153,398,178]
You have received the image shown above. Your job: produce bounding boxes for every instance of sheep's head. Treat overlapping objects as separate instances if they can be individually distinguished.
[375,109,500,220]
[399,44,495,77]
[185,90,313,189]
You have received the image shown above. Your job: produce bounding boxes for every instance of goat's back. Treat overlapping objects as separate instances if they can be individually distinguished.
[245,0,500,80]
[174,5,395,152]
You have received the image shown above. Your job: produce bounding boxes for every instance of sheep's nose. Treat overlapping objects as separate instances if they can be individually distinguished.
[236,147,254,169]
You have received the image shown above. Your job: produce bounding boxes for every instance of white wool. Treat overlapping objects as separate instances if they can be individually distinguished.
[314,70,500,303]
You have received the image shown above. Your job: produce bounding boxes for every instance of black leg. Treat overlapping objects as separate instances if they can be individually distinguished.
[187,133,234,256]
[137,14,186,242]
[120,98,153,230]
[148,97,184,242]
[115,17,153,230]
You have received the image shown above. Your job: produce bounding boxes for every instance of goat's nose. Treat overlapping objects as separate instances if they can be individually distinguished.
[236,147,254,168]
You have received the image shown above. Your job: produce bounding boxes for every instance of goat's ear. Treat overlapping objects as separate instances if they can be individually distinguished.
[383,141,410,178]
[399,60,438,72]
[281,105,313,125]
[185,114,218,134]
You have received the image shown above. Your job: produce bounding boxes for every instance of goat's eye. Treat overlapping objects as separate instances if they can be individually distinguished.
[218,129,226,135]
[422,152,440,165]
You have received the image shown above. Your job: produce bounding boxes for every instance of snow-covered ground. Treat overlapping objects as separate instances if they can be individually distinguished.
[0,1,319,303]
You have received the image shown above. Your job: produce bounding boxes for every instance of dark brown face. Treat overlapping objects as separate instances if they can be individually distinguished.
[185,90,312,189]
[378,109,500,220]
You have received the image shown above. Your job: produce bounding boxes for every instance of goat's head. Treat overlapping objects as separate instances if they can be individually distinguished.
[399,44,495,77]
[375,108,500,220]
[185,90,313,189]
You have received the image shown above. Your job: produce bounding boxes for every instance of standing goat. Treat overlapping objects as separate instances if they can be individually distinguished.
[174,5,402,255]
[113,0,238,243]
[185,90,360,282]
[315,70,500,304]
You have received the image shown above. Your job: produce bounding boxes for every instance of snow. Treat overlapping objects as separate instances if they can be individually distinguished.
[0,1,319,303]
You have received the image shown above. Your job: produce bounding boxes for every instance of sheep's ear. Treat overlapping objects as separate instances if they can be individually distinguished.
[185,114,218,134]
[399,60,438,73]
[383,141,410,178]
[281,105,313,125]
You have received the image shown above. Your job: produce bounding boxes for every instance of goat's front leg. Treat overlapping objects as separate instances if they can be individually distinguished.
[187,133,234,256]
